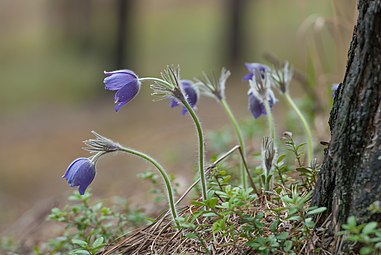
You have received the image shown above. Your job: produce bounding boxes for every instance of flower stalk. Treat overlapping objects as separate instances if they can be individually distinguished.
[262,97,276,141]
[181,98,208,201]
[118,145,180,228]
[220,99,247,189]
[80,131,180,229]
[284,92,313,165]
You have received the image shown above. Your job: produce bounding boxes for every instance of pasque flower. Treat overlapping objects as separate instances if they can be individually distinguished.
[169,80,199,114]
[248,90,277,119]
[196,67,230,101]
[104,70,141,112]
[63,158,96,195]
[243,63,270,81]
[247,68,278,119]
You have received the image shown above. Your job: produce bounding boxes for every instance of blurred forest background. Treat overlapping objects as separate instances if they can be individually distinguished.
[0,0,356,240]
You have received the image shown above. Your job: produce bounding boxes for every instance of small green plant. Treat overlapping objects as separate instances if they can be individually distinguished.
[338,216,381,255]
[34,191,147,255]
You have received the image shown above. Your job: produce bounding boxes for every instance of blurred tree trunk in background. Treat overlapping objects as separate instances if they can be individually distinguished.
[115,0,134,69]
[226,0,247,66]
[54,0,93,52]
[312,0,381,254]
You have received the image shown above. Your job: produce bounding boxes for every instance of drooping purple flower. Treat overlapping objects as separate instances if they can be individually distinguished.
[248,89,277,118]
[170,80,199,114]
[104,70,141,112]
[247,68,278,119]
[63,158,96,195]
[243,63,270,81]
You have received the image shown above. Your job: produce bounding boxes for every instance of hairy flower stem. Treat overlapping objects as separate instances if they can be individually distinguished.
[263,99,275,141]
[284,93,313,165]
[182,99,208,202]
[220,99,247,189]
[139,77,173,88]
[118,146,180,229]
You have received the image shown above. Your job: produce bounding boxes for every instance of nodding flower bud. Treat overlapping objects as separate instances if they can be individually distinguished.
[261,137,275,176]
[104,70,141,112]
[196,67,231,101]
[272,62,293,94]
[62,158,96,195]
[83,131,120,153]
[170,80,199,115]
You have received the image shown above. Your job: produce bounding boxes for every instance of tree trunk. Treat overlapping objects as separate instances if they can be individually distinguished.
[312,0,381,254]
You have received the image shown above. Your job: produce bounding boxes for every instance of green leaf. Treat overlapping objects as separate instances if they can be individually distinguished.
[246,240,261,249]
[304,218,315,228]
[72,239,88,249]
[277,232,289,240]
[296,167,311,173]
[284,240,293,252]
[347,216,357,227]
[191,201,205,207]
[288,215,302,221]
[359,246,373,255]
[270,220,279,233]
[204,197,218,209]
[362,222,378,235]
[307,207,327,215]
[69,249,90,255]
[277,154,286,164]
[185,233,197,239]
[92,237,104,249]
[203,212,218,217]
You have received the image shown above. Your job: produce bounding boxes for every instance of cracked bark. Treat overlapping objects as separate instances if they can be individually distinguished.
[311,0,381,254]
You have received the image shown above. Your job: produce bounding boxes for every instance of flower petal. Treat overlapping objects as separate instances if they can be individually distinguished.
[244,63,269,80]
[63,158,96,195]
[170,99,180,108]
[181,80,198,108]
[104,71,138,91]
[181,107,188,115]
[113,80,140,111]
[242,73,254,81]
[249,92,267,119]
[63,158,88,184]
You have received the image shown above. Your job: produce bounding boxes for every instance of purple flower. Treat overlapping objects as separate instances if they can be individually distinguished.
[63,158,96,195]
[248,89,277,118]
[170,80,199,114]
[247,68,278,119]
[104,70,141,112]
[332,83,340,97]
[243,63,270,81]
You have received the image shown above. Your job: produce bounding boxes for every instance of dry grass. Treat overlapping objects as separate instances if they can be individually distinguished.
[99,191,332,255]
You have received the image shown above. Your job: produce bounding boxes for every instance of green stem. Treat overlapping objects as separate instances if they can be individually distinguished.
[262,99,275,141]
[220,99,247,189]
[284,93,313,165]
[118,146,180,229]
[139,77,174,89]
[182,99,207,202]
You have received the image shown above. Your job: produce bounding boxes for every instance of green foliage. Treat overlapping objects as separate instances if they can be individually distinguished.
[34,191,148,255]
[338,216,381,255]
[0,236,21,255]
[137,170,179,204]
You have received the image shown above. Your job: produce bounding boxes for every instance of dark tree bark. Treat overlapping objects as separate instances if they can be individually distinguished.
[312,0,381,253]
